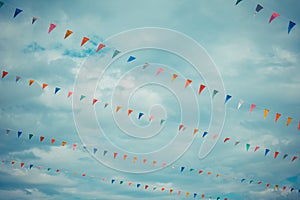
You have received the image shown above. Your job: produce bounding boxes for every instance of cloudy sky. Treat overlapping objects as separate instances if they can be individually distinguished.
[0,0,299,199]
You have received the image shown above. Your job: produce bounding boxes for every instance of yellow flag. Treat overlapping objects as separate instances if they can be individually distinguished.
[263,109,269,119]
[286,117,293,126]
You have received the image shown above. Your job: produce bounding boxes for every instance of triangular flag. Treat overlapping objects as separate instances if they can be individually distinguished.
[275,185,279,190]
[224,94,232,104]
[29,134,33,140]
[2,71,8,78]
[120,181,124,184]
[67,91,73,98]
[13,8,22,18]
[0,1,4,8]
[250,104,256,113]
[103,150,108,156]
[17,131,22,138]
[198,170,203,174]
[171,74,178,83]
[194,193,197,198]
[123,154,127,160]
[96,43,105,52]
[180,166,185,172]
[138,112,144,119]
[54,87,61,94]
[104,103,109,108]
[113,152,118,159]
[255,4,263,14]
[283,154,288,159]
[48,23,57,34]
[274,151,279,159]
[186,192,190,197]
[184,79,192,88]
[32,16,38,24]
[20,162,24,168]
[198,84,206,95]
[92,98,98,105]
[246,144,250,151]
[241,178,246,182]
[93,148,98,154]
[152,160,156,166]
[137,184,141,188]
[160,119,165,125]
[178,191,181,195]
[254,146,260,152]
[81,37,89,46]
[156,68,164,76]
[143,159,147,164]
[269,12,280,24]
[275,113,281,122]
[298,122,300,131]
[212,89,218,99]
[235,0,243,5]
[111,179,115,184]
[142,62,149,69]
[169,189,173,194]
[149,116,154,121]
[237,100,244,109]
[80,95,86,101]
[61,141,67,146]
[127,56,136,62]
[16,76,21,82]
[235,141,240,146]
[116,106,121,112]
[193,128,199,135]
[128,109,133,116]
[145,185,149,190]
[112,50,121,58]
[286,117,293,126]
[179,124,184,131]
[202,131,208,138]
[64,30,73,39]
[288,21,296,34]
[292,156,298,162]
[224,137,230,143]
[29,79,35,86]
[133,157,137,164]
[40,136,44,142]
[42,83,48,89]
[29,164,33,169]
[265,148,270,156]
[51,139,55,144]
[6,129,10,134]
[72,144,77,150]
[264,109,269,119]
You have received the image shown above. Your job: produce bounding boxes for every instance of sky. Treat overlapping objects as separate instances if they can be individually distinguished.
[0,0,300,199]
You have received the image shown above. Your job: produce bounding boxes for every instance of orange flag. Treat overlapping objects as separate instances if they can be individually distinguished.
[275,113,281,122]
[42,83,48,89]
[286,117,292,126]
[185,192,189,197]
[128,109,133,116]
[184,79,192,88]
[193,128,199,135]
[263,109,269,119]
[81,37,90,46]
[64,30,73,39]
[171,74,178,83]
[62,141,67,146]
[133,156,137,164]
[29,79,35,86]
[116,106,122,112]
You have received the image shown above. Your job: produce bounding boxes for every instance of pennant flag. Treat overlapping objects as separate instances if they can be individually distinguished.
[283,154,288,159]
[62,141,67,146]
[42,83,48,89]
[224,137,230,143]
[136,184,141,188]
[0,1,3,8]
[152,160,156,166]
[54,87,61,94]
[103,150,108,156]
[92,98,98,105]
[29,134,33,140]
[286,117,293,126]
[112,50,121,58]
[17,131,22,138]
[116,106,121,112]
[249,180,253,184]
[160,119,166,125]
[29,164,33,169]
[16,76,21,82]
[217,198,220,200]
[104,103,109,108]
[186,192,190,197]
[282,186,287,191]
[125,109,133,116]
[198,84,206,95]
[51,139,55,144]
[48,23,57,34]
[96,44,105,52]
[56,169,60,173]
[254,146,260,152]
[275,113,281,122]
[156,68,164,76]
[11,160,15,166]
[241,178,246,182]
[149,116,154,122]
[202,194,205,199]
[207,172,212,175]
[2,71,8,78]
[265,148,270,156]
[64,30,73,39]
[263,109,269,119]
[120,181,124,184]
[128,182,132,186]
[269,12,280,24]
[212,90,218,99]
[194,193,197,198]
[224,94,232,104]
[80,95,86,101]
[47,168,51,171]
[246,144,250,151]
[138,112,144,119]
[111,179,115,184]
[169,189,173,194]
[29,79,35,86]
[13,8,22,18]
[162,163,166,168]
[274,151,279,159]
[142,62,149,69]
[266,183,270,187]
[235,141,240,146]
[202,131,208,138]
[20,162,24,168]
[93,148,98,154]
[6,129,10,134]
[179,124,184,131]
[299,122,300,130]
[235,0,243,5]
[250,104,256,113]
[143,159,147,164]
[161,187,165,191]
[113,152,118,159]
[237,100,244,109]
[40,136,44,142]
[184,79,192,88]
[255,4,263,14]
[67,91,73,98]
[291,188,294,192]
[127,56,136,62]
[275,185,279,191]
[292,156,298,162]
[189,168,194,172]
[123,154,127,160]
[32,16,38,24]
[288,21,296,34]
[198,170,203,174]
[171,74,178,83]
[180,166,185,172]
[193,128,199,135]
[145,185,149,190]
[178,191,181,195]
[72,144,77,150]
[81,37,89,46]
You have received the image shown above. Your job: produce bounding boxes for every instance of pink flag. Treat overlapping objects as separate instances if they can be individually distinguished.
[250,104,256,113]
[269,12,280,24]
[156,68,164,76]
[48,23,57,34]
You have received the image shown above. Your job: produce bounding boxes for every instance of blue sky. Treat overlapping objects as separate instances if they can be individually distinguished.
[0,0,300,199]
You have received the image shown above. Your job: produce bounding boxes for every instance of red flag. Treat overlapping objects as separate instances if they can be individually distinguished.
[275,113,281,122]
[29,79,35,86]
[179,124,184,131]
[254,146,260,152]
[128,109,133,116]
[51,138,55,144]
[20,162,24,168]
[81,37,90,46]
[224,137,230,143]
[143,159,147,164]
[292,156,298,162]
[42,83,48,89]
[92,98,98,105]
[2,71,8,78]
[184,79,192,88]
[198,84,206,95]
[123,154,127,160]
[96,44,105,52]
[40,136,45,142]
[113,152,118,159]
[274,151,279,159]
